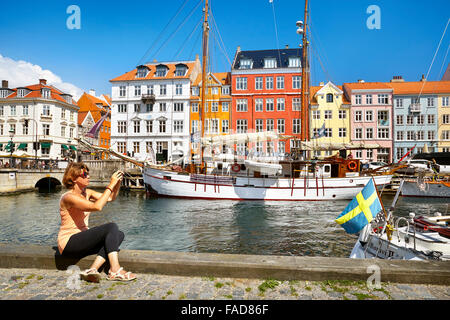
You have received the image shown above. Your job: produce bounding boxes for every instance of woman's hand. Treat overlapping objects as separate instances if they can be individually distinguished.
[109,170,124,187]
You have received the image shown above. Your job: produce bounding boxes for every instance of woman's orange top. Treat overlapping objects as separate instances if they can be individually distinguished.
[57,191,91,254]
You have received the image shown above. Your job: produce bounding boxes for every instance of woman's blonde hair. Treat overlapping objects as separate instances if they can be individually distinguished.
[62,162,89,189]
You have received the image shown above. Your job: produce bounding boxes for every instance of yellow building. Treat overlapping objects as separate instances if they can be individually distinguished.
[309,81,351,158]
[438,90,450,152]
[190,72,231,156]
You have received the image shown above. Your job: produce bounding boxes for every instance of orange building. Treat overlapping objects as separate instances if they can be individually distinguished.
[190,72,231,157]
[77,90,111,159]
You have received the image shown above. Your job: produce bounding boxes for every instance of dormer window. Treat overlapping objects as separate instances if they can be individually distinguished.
[136,66,149,78]
[42,88,51,99]
[264,58,277,68]
[61,94,72,104]
[0,90,9,98]
[240,59,253,69]
[155,65,168,77]
[175,65,187,76]
[17,88,27,98]
[288,57,301,68]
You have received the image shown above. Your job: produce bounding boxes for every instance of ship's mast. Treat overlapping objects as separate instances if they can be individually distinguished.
[199,0,209,167]
[300,0,309,142]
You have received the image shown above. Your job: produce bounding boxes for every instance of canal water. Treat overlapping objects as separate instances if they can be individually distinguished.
[0,189,448,258]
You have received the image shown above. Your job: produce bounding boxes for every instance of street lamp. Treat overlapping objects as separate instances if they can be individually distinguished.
[8,128,15,168]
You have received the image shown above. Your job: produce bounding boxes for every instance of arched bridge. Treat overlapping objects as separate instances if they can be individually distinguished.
[0,169,65,194]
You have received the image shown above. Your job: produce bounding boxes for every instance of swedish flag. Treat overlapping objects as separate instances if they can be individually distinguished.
[335,179,383,234]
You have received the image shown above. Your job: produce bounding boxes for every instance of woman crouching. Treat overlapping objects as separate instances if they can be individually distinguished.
[58,162,136,282]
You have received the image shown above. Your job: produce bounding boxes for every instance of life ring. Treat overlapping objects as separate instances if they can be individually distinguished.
[347,161,357,171]
[231,163,241,173]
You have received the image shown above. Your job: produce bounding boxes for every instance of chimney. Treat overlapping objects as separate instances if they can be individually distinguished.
[1,80,8,88]
[358,79,365,83]
[285,45,289,49]
[237,46,241,52]
[420,74,426,82]
[153,59,157,63]
[319,82,324,86]
[391,75,404,83]
[39,79,47,85]
[89,89,96,97]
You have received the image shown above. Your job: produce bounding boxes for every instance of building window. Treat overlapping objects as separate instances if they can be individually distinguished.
[378,94,389,104]
[160,84,167,96]
[324,110,332,119]
[395,98,403,108]
[427,97,434,107]
[355,110,362,122]
[292,76,301,89]
[118,121,127,133]
[240,59,252,69]
[159,103,167,112]
[133,142,140,154]
[292,98,301,111]
[10,105,16,116]
[312,110,320,120]
[378,128,389,139]
[42,89,51,99]
[266,98,274,111]
[133,121,140,133]
[266,77,273,90]
[396,115,403,125]
[355,95,362,105]
[338,110,346,119]
[443,96,449,106]
[175,84,183,95]
[119,86,126,97]
[365,110,373,122]
[427,130,435,140]
[42,124,50,135]
[396,131,404,141]
[42,105,50,116]
[427,114,435,124]
[174,103,184,112]
[417,115,424,125]
[406,115,414,125]
[159,120,166,133]
[406,131,415,141]
[443,114,450,124]
[236,120,247,133]
[264,58,277,68]
[293,119,301,134]
[23,105,28,116]
[134,104,140,113]
[146,120,153,133]
[175,66,187,76]
[236,99,248,112]
[134,86,141,96]
[366,128,373,139]
[236,77,247,90]
[277,119,285,134]
[117,142,126,154]
[289,57,300,67]
[277,98,285,111]
[155,67,167,77]
[326,93,334,103]
[118,104,127,113]
[276,76,284,89]
[255,119,264,132]
[324,128,332,138]
[211,102,218,112]
[222,86,230,95]
[174,120,184,133]
[191,103,199,113]
[146,104,153,112]
[442,131,450,140]
[355,128,362,139]
[222,120,229,133]
[266,119,274,131]
[255,77,263,90]
[339,128,347,138]
[221,102,229,112]
[366,94,372,104]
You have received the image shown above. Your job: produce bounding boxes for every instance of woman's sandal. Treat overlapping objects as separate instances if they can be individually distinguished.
[106,267,136,282]
[79,268,101,283]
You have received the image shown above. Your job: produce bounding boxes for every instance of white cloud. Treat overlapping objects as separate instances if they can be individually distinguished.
[0,54,84,101]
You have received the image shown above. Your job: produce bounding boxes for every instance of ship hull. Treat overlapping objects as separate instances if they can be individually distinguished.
[401,180,450,198]
[143,167,392,201]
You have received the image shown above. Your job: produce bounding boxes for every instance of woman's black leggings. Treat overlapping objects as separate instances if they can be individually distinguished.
[62,223,124,260]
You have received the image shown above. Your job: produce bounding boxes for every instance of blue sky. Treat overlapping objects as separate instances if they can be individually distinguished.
[0,0,449,97]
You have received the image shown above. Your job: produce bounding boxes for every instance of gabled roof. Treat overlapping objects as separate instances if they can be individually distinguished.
[77,92,110,122]
[193,72,231,86]
[386,80,450,95]
[232,48,302,70]
[442,64,450,81]
[310,83,351,105]
[1,81,78,106]
[110,61,198,82]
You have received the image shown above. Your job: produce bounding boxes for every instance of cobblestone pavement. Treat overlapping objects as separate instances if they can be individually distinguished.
[0,268,449,301]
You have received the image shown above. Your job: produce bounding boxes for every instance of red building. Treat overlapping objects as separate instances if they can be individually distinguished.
[231,47,303,156]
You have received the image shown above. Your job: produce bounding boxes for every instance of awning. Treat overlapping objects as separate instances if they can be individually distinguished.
[18,143,27,150]
[61,144,69,150]
[5,142,14,151]
[70,145,77,151]
[41,142,51,148]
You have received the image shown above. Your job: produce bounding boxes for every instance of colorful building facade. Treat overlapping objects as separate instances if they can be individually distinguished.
[343,82,394,163]
[231,47,303,156]
[309,81,351,157]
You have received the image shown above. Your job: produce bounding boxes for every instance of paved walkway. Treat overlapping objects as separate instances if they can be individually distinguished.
[1,267,449,301]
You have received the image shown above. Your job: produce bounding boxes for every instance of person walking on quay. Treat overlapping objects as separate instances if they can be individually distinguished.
[57,162,136,283]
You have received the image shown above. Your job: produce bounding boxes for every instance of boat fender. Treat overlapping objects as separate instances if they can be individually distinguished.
[231,163,240,173]
[348,161,357,171]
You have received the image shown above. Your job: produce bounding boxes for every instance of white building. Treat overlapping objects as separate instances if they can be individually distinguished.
[0,79,79,162]
[109,58,201,163]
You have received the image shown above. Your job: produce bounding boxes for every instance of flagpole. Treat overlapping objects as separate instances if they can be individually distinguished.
[371,176,387,219]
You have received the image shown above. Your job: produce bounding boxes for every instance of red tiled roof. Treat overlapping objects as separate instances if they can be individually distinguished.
[386,81,450,94]
[2,82,78,106]
[110,61,197,82]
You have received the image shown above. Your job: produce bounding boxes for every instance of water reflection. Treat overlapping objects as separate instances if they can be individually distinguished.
[0,189,448,258]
